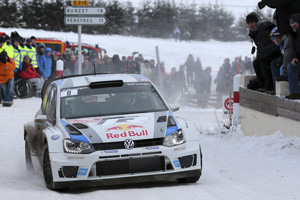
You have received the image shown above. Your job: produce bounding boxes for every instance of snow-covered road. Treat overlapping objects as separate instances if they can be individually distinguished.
[1,98,300,200]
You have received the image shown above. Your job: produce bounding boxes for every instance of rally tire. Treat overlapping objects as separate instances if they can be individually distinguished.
[43,144,68,191]
[43,144,55,190]
[25,140,34,172]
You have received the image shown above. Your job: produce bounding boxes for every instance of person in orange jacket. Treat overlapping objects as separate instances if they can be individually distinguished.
[0,51,16,107]
[19,55,44,94]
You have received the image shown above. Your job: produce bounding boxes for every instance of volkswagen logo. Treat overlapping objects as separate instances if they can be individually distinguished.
[124,139,135,150]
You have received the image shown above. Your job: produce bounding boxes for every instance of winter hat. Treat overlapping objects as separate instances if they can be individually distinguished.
[38,43,46,49]
[0,37,6,43]
[269,27,281,41]
[46,47,52,53]
[290,17,297,25]
[246,12,260,24]
[26,38,32,43]
[12,38,20,43]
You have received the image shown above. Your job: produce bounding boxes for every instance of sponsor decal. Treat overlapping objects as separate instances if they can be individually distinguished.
[67,118,101,124]
[146,146,159,150]
[68,156,84,160]
[104,150,118,153]
[106,130,148,139]
[174,147,185,151]
[51,135,60,140]
[106,124,144,132]
[126,82,151,86]
[77,168,88,176]
[140,78,149,82]
[173,160,181,168]
[61,89,78,97]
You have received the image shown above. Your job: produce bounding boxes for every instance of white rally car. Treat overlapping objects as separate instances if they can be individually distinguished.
[24,74,202,190]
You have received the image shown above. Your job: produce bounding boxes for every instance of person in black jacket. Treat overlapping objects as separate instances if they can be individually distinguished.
[258,0,300,81]
[286,14,300,100]
[246,12,281,94]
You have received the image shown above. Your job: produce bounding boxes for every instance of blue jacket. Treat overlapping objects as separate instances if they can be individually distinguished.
[39,48,53,79]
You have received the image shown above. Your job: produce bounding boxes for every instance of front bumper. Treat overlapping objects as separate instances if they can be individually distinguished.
[49,140,201,187]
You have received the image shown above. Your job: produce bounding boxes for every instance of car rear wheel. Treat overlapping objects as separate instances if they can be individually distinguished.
[177,148,202,183]
[25,140,34,172]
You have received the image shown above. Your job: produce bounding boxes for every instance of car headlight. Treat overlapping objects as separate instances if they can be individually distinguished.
[163,129,186,147]
[63,139,95,154]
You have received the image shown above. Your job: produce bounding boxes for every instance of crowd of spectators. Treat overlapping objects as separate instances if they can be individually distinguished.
[246,0,300,100]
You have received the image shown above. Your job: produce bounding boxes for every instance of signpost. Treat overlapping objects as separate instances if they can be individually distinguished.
[72,0,89,6]
[64,3,109,74]
[65,7,108,15]
[65,16,109,25]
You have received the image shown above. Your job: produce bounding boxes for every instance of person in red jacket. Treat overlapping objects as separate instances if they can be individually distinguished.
[19,55,44,95]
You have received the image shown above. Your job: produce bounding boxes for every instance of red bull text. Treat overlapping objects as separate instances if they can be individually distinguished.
[106,130,148,139]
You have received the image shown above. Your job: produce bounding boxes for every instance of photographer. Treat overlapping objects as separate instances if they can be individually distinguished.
[246,12,281,94]
[0,51,16,107]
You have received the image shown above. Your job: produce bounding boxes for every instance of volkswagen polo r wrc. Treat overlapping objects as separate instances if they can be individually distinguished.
[24,74,202,190]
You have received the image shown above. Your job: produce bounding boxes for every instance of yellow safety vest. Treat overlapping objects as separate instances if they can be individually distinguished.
[12,46,21,69]
[18,45,27,62]
[26,46,38,68]
[0,42,14,59]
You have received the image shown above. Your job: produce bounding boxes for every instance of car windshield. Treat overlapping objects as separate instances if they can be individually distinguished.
[60,82,168,119]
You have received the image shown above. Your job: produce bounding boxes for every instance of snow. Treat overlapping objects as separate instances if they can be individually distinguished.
[1,14,300,199]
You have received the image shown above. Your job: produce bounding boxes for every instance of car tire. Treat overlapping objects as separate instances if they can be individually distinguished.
[43,144,55,190]
[43,144,68,191]
[25,140,34,172]
[177,147,202,183]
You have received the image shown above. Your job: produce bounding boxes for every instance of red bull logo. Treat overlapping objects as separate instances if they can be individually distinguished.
[106,124,144,132]
[106,130,148,139]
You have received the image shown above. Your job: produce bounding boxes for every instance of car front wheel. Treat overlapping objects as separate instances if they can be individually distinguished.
[43,144,55,190]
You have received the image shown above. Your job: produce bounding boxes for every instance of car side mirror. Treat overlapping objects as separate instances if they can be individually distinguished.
[35,115,47,123]
[170,104,180,112]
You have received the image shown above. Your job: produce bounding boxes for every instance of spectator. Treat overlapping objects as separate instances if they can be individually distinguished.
[25,38,39,69]
[39,47,53,79]
[258,0,300,82]
[82,58,93,74]
[194,57,203,77]
[286,14,300,99]
[0,36,13,59]
[184,54,195,87]
[30,36,37,48]
[141,60,152,78]
[18,55,44,94]
[246,12,281,94]
[149,59,156,69]
[183,30,191,42]
[269,27,285,88]
[111,54,125,73]
[0,51,16,107]
[11,38,22,71]
[174,27,181,42]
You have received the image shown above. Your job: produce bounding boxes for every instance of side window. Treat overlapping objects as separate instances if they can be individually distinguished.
[45,86,57,125]
[42,85,52,115]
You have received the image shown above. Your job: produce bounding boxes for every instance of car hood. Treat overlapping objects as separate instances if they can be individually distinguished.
[61,111,178,143]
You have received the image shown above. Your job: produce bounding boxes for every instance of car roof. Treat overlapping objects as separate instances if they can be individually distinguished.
[56,74,150,89]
